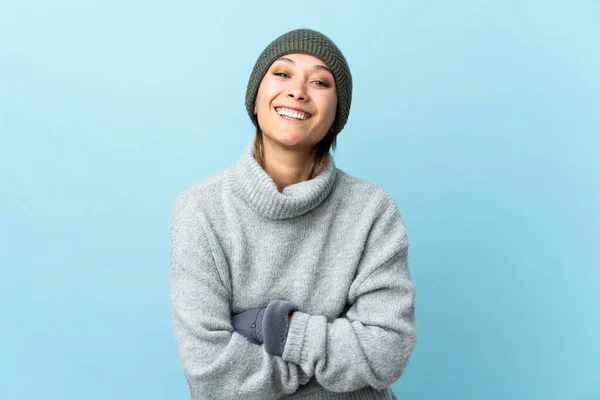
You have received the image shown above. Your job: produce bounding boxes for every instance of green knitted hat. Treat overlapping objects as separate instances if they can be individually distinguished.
[245,28,352,136]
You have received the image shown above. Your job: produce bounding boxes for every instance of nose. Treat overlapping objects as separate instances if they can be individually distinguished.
[287,78,308,102]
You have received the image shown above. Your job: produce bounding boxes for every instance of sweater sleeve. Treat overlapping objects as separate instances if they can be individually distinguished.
[281,194,417,392]
[168,193,309,400]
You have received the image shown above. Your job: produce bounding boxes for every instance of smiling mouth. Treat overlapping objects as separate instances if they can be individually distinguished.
[275,107,312,121]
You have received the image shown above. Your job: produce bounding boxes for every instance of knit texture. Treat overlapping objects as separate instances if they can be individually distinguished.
[168,138,416,400]
[245,28,353,135]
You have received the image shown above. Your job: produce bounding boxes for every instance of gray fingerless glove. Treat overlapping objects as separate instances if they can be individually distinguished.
[231,299,298,357]
[231,305,267,345]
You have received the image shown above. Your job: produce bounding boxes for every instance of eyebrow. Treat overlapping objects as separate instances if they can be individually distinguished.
[275,56,332,74]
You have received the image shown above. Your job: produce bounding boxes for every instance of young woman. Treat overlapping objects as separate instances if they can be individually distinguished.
[168,28,417,400]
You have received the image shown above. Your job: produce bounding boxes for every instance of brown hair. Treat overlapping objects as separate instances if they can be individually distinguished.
[252,126,338,180]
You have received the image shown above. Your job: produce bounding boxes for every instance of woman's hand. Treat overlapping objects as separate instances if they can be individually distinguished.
[231,306,266,345]
[231,299,298,357]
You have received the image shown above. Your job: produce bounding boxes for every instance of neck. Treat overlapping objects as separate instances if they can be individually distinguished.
[261,137,317,192]
[230,137,337,220]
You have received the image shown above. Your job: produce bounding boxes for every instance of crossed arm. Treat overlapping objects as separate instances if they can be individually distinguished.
[168,193,417,399]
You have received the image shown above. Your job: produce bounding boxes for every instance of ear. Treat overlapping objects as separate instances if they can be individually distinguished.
[253,104,257,115]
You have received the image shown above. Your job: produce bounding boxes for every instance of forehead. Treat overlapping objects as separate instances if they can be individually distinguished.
[271,53,332,74]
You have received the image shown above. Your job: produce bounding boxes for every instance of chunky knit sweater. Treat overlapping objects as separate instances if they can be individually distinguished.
[168,138,417,400]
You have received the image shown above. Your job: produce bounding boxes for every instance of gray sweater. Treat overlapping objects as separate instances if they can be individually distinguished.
[168,138,417,399]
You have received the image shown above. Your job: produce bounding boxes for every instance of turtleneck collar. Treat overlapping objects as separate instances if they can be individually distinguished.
[228,137,338,220]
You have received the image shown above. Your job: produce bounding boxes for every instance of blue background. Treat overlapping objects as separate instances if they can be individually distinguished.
[1,1,598,399]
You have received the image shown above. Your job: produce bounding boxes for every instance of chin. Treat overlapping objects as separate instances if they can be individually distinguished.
[265,130,307,148]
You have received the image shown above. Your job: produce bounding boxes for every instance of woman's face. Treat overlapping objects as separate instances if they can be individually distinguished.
[254,53,337,151]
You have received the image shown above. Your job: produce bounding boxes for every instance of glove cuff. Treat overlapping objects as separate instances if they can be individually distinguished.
[262,299,299,357]
[254,306,266,343]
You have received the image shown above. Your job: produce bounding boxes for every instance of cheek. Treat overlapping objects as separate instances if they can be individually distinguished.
[256,79,279,108]
[254,90,265,113]
[254,81,271,113]
[322,95,338,121]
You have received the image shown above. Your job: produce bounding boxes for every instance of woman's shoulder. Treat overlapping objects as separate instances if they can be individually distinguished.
[334,168,398,211]
[334,168,408,244]
[170,166,233,216]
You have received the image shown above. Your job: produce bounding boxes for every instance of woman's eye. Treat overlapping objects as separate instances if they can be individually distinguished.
[274,72,289,78]
[313,80,330,87]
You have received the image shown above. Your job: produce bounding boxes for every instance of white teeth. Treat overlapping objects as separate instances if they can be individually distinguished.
[276,107,309,120]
